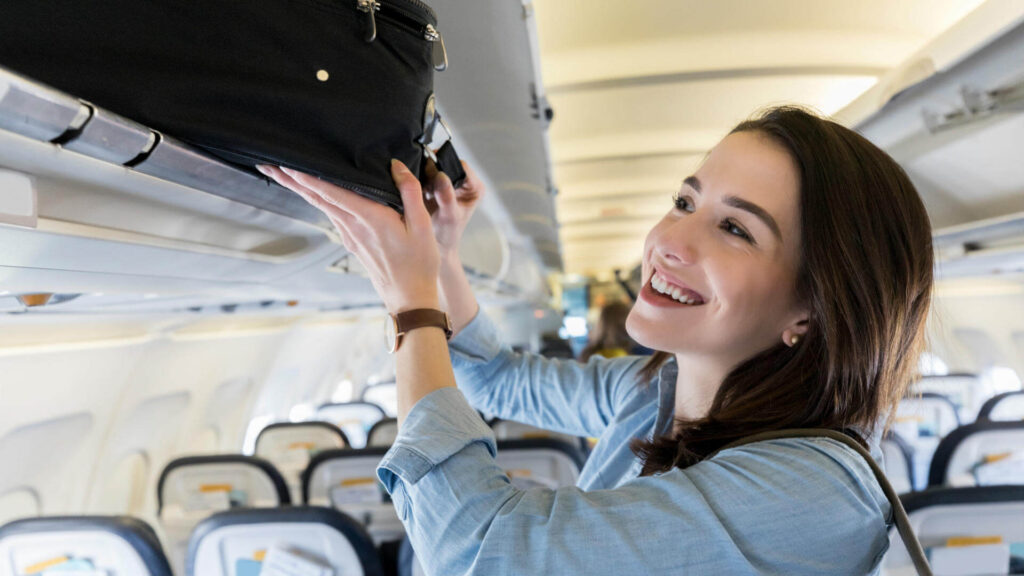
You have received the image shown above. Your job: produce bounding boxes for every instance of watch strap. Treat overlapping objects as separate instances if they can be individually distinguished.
[394,308,453,340]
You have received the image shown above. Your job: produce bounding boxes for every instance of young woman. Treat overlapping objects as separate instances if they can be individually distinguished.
[258,106,933,574]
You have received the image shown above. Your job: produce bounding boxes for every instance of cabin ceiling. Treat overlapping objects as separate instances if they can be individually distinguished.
[532,0,988,279]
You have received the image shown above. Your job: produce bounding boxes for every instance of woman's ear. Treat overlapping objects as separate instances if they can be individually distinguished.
[782,316,809,348]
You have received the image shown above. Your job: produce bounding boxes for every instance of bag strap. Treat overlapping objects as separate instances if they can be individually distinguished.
[711,428,933,576]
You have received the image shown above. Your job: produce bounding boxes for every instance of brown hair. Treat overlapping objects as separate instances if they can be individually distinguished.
[632,106,934,475]
[579,301,635,362]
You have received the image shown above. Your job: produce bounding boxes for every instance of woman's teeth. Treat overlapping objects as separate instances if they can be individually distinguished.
[652,274,702,305]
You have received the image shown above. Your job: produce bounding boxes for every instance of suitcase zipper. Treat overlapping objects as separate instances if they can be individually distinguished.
[356,0,447,71]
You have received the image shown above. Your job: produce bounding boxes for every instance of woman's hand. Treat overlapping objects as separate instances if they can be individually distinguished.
[257,160,440,314]
[424,159,485,260]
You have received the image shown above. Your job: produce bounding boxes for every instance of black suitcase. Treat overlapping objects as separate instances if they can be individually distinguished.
[0,0,457,210]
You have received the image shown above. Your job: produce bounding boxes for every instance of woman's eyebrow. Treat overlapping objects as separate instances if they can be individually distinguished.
[682,175,783,242]
[724,196,783,242]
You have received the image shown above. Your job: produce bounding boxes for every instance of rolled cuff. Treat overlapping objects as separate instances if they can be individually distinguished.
[447,307,503,366]
[377,387,496,492]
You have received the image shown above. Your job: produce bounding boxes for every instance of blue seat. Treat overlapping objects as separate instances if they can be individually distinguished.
[928,420,1024,487]
[977,390,1024,422]
[187,506,384,576]
[0,515,172,576]
[157,454,290,574]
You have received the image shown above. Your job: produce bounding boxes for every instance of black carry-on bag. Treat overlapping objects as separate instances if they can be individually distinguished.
[0,0,464,211]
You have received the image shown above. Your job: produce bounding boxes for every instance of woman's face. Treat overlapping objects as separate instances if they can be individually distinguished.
[626,131,807,368]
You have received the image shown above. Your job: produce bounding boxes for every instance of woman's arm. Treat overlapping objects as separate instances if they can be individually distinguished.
[377,389,891,575]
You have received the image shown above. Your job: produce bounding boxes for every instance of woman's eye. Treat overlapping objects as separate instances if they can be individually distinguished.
[672,194,694,213]
[722,219,753,243]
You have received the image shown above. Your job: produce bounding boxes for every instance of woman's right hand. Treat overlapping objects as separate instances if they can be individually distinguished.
[425,159,484,259]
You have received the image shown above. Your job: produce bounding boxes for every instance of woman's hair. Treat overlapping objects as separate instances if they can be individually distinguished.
[632,106,934,475]
[579,301,635,362]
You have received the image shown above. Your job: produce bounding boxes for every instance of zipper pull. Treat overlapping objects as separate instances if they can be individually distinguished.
[357,0,381,43]
[424,24,448,71]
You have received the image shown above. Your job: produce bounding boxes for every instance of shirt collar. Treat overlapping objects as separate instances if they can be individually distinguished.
[652,356,678,437]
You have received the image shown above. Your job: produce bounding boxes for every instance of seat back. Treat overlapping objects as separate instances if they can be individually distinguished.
[895,393,961,439]
[495,439,586,489]
[254,422,349,502]
[491,418,592,457]
[187,506,383,576]
[0,516,172,576]
[928,420,1024,487]
[366,418,399,447]
[880,431,915,494]
[315,402,388,448]
[883,486,1024,575]
[157,455,289,574]
[303,447,402,545]
[978,390,1024,422]
[361,382,398,417]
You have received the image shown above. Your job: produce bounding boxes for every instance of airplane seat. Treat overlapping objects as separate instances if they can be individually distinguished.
[882,486,1024,576]
[366,418,399,447]
[0,515,172,576]
[361,381,398,417]
[895,392,962,491]
[496,438,587,489]
[491,418,592,458]
[978,390,1024,422]
[186,506,384,576]
[157,454,290,575]
[928,420,1024,488]
[254,421,349,503]
[881,431,916,494]
[303,447,403,546]
[314,401,388,449]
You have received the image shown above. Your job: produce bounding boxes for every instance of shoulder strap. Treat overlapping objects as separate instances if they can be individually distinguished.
[712,428,933,576]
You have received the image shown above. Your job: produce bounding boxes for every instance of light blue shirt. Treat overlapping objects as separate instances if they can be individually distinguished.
[377,310,893,575]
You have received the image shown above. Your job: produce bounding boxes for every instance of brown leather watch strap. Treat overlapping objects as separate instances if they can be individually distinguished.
[394,308,453,340]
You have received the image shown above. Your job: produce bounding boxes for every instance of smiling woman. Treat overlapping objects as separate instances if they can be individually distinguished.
[267,105,934,575]
[629,106,934,474]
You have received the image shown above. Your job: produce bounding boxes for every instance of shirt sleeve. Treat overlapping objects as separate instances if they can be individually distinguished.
[448,309,647,439]
[378,387,892,575]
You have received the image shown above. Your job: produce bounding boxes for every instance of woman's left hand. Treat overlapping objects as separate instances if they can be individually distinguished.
[257,160,440,314]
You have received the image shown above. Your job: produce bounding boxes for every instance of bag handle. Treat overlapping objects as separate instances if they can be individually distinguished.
[712,428,933,576]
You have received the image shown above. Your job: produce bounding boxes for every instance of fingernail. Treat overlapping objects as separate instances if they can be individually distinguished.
[255,164,270,175]
[390,158,409,173]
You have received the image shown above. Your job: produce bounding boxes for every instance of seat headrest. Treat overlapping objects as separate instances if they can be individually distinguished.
[0,515,172,576]
[928,420,1024,487]
[254,421,349,458]
[366,418,398,447]
[495,438,587,489]
[157,454,290,514]
[186,506,384,576]
[302,447,391,505]
[315,402,389,448]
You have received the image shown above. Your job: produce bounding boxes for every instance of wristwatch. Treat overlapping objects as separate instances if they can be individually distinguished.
[385,308,453,353]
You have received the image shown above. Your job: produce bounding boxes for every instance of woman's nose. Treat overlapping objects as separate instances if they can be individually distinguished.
[655,219,700,265]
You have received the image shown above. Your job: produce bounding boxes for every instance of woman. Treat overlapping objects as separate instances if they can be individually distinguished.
[258,106,933,574]
[579,301,635,362]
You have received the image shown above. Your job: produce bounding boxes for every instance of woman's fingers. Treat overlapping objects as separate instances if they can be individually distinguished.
[390,160,431,236]
[278,167,386,227]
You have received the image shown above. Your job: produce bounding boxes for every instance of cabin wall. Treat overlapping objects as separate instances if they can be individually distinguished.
[0,310,392,533]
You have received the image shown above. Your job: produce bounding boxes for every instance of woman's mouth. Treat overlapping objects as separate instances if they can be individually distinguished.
[640,272,706,307]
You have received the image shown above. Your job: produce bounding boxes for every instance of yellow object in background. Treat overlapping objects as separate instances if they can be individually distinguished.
[199,483,233,493]
[946,536,1003,547]
[24,556,68,574]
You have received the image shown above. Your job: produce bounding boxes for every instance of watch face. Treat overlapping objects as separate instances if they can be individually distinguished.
[385,315,397,353]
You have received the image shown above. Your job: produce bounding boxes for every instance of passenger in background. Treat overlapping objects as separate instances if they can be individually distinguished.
[579,301,635,362]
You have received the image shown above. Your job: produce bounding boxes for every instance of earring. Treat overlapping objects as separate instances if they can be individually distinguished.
[789,335,800,346]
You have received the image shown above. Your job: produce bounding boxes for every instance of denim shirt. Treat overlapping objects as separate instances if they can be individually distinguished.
[377,310,893,575]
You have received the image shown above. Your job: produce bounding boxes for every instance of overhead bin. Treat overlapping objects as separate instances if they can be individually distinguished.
[0,65,547,307]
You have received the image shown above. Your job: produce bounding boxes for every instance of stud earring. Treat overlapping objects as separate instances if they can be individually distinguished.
[790,335,800,346]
